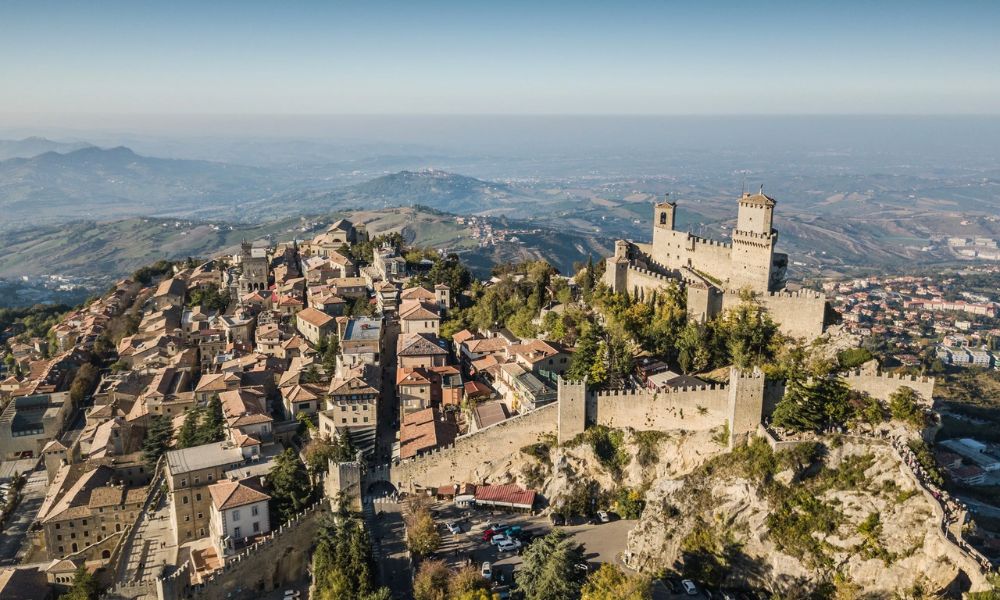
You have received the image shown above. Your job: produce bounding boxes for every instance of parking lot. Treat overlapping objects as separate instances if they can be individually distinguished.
[426,500,636,591]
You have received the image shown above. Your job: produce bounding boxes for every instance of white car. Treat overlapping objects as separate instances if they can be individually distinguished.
[682,579,699,596]
[446,522,462,535]
[283,591,301,599]
[597,510,610,523]
[496,538,522,552]
[490,534,510,546]
[481,562,492,579]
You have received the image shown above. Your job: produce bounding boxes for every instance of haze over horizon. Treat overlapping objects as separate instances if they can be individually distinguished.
[2,0,999,124]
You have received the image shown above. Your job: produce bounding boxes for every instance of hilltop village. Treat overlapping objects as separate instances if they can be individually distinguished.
[0,195,998,600]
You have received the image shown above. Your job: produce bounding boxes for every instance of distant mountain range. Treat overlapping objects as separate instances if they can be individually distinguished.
[0,136,95,160]
[0,145,297,227]
[0,206,610,284]
[278,169,541,216]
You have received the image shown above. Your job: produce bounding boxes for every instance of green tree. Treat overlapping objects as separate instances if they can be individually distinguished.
[176,407,202,448]
[517,530,587,600]
[142,414,172,468]
[567,324,601,382]
[69,363,99,406]
[412,560,450,600]
[197,394,225,444]
[581,563,651,600]
[59,565,99,600]
[322,335,340,373]
[889,387,926,429]
[404,503,441,557]
[269,448,312,522]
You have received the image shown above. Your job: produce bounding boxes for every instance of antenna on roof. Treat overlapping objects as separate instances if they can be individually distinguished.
[741,174,746,196]
[759,184,764,195]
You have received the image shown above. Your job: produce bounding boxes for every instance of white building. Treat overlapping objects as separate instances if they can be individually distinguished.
[208,478,271,560]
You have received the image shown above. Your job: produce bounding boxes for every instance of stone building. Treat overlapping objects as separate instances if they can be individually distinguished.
[208,477,271,561]
[37,466,145,562]
[604,192,829,339]
[164,441,246,544]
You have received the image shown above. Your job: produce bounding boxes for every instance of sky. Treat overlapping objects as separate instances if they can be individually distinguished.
[0,0,998,120]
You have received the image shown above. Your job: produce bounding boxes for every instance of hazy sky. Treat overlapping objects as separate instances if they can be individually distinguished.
[1,0,998,118]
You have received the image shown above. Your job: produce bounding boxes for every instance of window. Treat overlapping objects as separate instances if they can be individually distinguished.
[185,516,191,522]
[82,519,87,526]
[364,417,369,423]
[234,526,242,538]
[197,512,203,519]
[180,479,187,487]
[182,496,189,504]
[253,521,260,532]
[194,477,200,484]
[116,523,122,532]
[353,417,357,423]
[233,510,240,521]
[251,506,259,516]
[207,474,213,481]
[84,531,89,537]
[58,546,64,553]
[55,524,60,530]
[57,535,62,541]
[195,493,202,502]
[70,533,76,539]
[71,543,78,552]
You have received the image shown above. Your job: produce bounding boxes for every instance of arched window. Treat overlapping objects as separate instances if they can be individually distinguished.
[659,212,667,225]
[102,549,112,559]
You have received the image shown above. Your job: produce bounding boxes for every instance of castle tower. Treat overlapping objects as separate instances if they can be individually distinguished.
[729,190,778,293]
[654,196,676,231]
[557,376,588,444]
[726,367,766,446]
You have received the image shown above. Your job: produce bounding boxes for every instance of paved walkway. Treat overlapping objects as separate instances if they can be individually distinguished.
[118,486,176,583]
[365,496,412,600]
[0,467,47,566]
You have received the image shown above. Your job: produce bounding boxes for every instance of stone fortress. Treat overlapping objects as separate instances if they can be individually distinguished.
[604,190,829,339]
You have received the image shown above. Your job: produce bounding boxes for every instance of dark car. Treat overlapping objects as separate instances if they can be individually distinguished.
[549,513,566,526]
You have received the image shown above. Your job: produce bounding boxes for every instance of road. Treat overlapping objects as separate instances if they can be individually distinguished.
[377,499,635,597]
[365,496,412,600]
[0,467,48,566]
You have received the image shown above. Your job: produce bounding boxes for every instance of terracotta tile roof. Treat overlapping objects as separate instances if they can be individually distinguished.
[400,286,437,301]
[398,407,457,460]
[451,329,477,346]
[296,307,334,328]
[474,483,535,509]
[208,479,270,511]
[397,367,433,386]
[397,333,448,357]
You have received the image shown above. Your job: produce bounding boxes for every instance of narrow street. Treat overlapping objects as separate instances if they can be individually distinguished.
[375,318,400,465]
[0,467,47,566]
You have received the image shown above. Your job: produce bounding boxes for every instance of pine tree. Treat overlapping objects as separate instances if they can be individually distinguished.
[269,448,312,522]
[518,530,587,600]
[176,407,201,448]
[198,394,225,444]
[142,414,173,468]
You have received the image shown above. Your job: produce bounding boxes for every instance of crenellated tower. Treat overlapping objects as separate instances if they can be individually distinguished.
[729,190,779,293]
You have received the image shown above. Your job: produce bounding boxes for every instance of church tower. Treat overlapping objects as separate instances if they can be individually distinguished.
[729,189,778,293]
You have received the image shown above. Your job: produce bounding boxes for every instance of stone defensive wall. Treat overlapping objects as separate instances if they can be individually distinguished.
[722,289,829,340]
[840,369,935,404]
[391,403,560,492]
[589,385,729,432]
[152,502,326,600]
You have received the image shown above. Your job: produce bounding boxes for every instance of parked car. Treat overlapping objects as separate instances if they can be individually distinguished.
[549,513,565,526]
[501,525,522,536]
[446,522,462,535]
[283,591,301,599]
[574,562,589,572]
[481,562,492,579]
[482,529,499,541]
[682,580,699,596]
[663,578,682,594]
[597,511,610,523]
[483,521,503,531]
[496,539,522,553]
[490,534,510,546]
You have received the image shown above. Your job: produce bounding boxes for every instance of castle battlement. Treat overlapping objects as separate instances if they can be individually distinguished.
[764,289,826,300]
[692,235,732,249]
[842,369,935,385]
